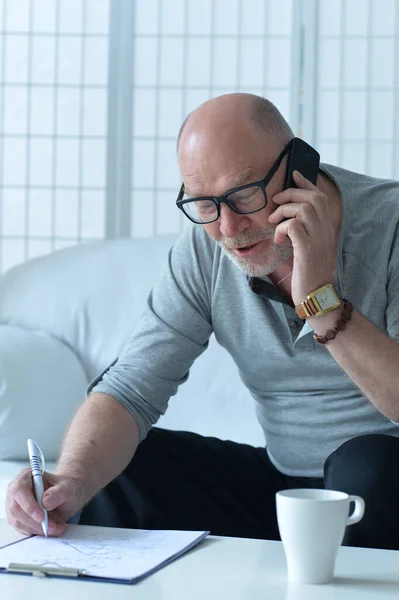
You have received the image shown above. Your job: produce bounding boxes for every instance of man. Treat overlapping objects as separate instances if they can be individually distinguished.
[6,93,399,550]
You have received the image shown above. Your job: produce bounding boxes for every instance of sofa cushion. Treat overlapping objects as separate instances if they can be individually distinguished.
[0,237,178,383]
[0,325,87,460]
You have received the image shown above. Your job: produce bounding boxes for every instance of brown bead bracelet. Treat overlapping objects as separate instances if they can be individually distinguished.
[313,299,353,344]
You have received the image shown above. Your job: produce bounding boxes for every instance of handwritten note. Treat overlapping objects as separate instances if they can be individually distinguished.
[0,525,208,582]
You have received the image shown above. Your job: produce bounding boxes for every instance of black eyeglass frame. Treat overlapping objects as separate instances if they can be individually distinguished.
[176,138,293,224]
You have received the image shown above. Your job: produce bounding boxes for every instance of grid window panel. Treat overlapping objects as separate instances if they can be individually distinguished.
[82,139,106,187]
[56,139,80,186]
[86,0,110,35]
[158,89,183,137]
[135,0,159,36]
[54,190,79,237]
[319,0,342,36]
[212,38,238,88]
[370,91,394,141]
[369,143,393,178]
[268,0,293,36]
[82,88,107,136]
[1,240,25,273]
[31,36,56,84]
[342,92,367,141]
[161,0,185,35]
[132,89,157,137]
[3,86,28,134]
[0,0,109,273]
[30,87,55,135]
[186,38,212,87]
[343,39,368,89]
[58,37,82,85]
[80,190,105,238]
[370,39,395,88]
[240,0,266,36]
[319,91,340,140]
[59,0,83,34]
[315,0,399,179]
[214,0,239,36]
[267,39,291,87]
[131,190,156,238]
[134,38,158,86]
[318,39,341,89]
[29,138,53,186]
[156,140,181,189]
[84,38,108,86]
[3,138,27,185]
[156,190,181,235]
[159,38,185,86]
[239,39,264,88]
[371,0,396,35]
[57,88,81,136]
[32,0,57,33]
[132,140,156,188]
[4,35,29,83]
[27,189,52,237]
[5,0,30,32]
[2,189,26,236]
[344,0,369,36]
[187,0,212,35]
[342,142,366,174]
[319,142,339,166]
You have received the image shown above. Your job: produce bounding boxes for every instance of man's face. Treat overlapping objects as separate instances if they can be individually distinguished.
[181,150,293,278]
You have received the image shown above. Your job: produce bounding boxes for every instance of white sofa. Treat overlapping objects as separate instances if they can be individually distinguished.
[0,235,264,518]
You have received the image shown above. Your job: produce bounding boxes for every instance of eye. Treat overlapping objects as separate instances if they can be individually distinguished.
[229,187,261,203]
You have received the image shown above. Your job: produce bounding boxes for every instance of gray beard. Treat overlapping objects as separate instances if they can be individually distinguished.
[217,227,293,277]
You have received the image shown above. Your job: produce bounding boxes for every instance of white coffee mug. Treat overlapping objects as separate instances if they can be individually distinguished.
[276,489,365,585]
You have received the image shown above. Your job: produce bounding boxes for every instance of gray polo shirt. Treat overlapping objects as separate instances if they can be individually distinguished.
[89,163,399,477]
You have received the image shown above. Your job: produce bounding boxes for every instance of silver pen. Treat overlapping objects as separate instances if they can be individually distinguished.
[27,439,48,537]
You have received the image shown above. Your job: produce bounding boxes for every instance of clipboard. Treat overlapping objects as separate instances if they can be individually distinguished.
[0,525,209,584]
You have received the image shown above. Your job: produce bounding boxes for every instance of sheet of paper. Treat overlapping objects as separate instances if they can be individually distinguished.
[0,525,208,581]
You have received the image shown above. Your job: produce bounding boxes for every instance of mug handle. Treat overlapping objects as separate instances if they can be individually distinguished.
[346,495,365,526]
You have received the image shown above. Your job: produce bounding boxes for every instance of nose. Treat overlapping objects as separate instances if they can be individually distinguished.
[218,203,249,238]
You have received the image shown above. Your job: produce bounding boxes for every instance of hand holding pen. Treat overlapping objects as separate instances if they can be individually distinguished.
[27,439,48,537]
[6,443,86,537]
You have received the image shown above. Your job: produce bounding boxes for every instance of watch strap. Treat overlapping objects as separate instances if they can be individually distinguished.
[295,284,340,319]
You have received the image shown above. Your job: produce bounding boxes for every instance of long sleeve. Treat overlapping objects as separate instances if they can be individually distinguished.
[87,226,214,441]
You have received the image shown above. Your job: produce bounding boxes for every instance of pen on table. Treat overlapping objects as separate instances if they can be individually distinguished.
[27,439,48,537]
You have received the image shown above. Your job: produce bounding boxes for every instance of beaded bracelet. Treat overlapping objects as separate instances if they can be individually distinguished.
[313,299,353,344]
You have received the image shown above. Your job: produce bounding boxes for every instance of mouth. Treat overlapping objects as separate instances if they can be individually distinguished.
[231,240,263,257]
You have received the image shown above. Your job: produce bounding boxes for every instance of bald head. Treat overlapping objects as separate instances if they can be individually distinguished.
[177,93,293,154]
[177,93,293,198]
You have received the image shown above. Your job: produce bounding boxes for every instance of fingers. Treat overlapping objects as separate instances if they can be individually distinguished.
[273,216,309,247]
[6,468,69,537]
[292,170,317,190]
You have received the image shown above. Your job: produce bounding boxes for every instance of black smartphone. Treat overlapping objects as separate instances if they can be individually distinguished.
[283,137,320,189]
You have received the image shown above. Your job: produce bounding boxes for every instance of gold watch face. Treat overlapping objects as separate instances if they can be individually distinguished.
[315,286,340,310]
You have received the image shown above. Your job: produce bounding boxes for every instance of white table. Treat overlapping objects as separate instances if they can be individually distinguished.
[0,520,398,599]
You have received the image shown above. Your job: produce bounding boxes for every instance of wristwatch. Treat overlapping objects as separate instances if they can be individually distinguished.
[295,284,341,319]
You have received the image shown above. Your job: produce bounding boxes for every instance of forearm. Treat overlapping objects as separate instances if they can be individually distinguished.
[55,392,140,505]
[310,308,399,422]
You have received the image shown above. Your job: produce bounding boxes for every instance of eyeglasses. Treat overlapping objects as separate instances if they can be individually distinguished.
[176,139,293,225]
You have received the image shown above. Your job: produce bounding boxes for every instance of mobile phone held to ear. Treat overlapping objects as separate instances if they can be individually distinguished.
[283,137,320,190]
